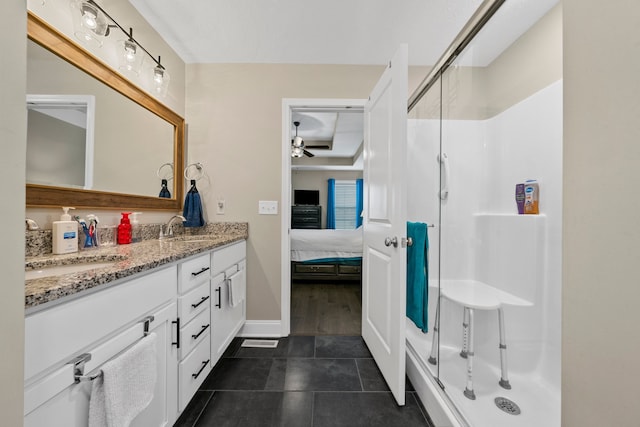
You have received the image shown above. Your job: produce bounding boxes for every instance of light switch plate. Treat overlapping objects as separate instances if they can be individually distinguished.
[258,200,278,215]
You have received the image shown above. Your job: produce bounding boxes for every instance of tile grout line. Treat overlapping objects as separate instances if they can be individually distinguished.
[190,390,215,427]
[354,358,365,391]
[310,391,315,427]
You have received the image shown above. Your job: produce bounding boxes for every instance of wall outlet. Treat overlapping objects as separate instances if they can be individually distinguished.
[258,200,278,215]
[216,199,225,215]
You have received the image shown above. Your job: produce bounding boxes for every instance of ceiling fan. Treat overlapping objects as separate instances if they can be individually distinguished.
[291,121,314,158]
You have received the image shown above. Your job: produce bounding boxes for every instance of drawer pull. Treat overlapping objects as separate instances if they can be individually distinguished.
[191,295,210,309]
[192,360,210,379]
[171,318,181,348]
[215,286,222,309]
[191,267,210,277]
[191,324,210,340]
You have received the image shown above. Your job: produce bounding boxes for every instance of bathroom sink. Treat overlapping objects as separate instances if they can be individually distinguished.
[167,236,217,244]
[25,262,116,281]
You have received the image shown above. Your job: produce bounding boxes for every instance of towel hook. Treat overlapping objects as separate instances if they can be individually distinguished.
[184,162,204,181]
[156,162,174,180]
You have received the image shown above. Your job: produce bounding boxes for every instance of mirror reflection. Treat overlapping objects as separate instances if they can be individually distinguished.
[26,38,175,198]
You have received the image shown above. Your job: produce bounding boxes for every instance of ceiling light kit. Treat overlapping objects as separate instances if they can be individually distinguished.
[69,0,170,96]
[291,121,314,158]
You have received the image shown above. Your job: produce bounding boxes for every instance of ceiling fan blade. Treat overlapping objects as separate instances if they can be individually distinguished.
[303,149,315,158]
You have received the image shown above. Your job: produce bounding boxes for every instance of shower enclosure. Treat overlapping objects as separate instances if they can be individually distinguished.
[405,1,562,426]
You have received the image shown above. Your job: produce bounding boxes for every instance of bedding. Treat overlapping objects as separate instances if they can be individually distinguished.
[290,228,363,262]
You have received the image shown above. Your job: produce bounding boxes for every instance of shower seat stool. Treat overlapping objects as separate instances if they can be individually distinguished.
[427,280,532,400]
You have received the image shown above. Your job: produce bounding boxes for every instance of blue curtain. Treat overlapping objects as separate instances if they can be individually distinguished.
[355,178,363,227]
[327,179,336,229]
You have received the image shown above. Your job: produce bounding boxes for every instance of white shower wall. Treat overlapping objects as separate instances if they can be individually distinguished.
[407,80,562,424]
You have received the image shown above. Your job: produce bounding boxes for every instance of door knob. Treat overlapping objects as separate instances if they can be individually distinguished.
[384,237,398,247]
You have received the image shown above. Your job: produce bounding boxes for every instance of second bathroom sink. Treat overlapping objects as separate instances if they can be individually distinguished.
[25,262,117,281]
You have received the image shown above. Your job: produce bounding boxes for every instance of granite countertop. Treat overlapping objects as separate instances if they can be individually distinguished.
[25,226,248,311]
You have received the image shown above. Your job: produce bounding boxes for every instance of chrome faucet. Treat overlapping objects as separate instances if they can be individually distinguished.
[159,215,186,239]
[25,218,39,231]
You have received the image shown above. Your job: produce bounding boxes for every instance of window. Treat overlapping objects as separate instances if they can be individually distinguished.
[334,180,357,229]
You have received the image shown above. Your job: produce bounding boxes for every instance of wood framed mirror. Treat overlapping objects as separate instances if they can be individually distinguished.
[26,11,184,210]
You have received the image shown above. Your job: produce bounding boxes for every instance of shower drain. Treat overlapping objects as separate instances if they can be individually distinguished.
[494,397,521,415]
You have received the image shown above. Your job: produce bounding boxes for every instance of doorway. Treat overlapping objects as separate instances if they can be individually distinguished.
[280,99,366,337]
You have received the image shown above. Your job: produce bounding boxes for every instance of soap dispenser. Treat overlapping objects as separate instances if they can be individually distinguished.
[130,212,142,243]
[53,207,78,254]
[117,212,132,245]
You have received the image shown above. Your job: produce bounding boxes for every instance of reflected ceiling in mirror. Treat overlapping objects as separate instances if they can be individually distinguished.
[26,12,184,211]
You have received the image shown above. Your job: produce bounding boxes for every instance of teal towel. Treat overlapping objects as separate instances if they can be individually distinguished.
[407,221,429,332]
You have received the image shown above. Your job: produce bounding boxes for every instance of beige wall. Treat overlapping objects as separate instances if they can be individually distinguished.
[291,170,363,229]
[1,1,26,424]
[482,3,563,117]
[186,63,428,320]
[563,1,640,426]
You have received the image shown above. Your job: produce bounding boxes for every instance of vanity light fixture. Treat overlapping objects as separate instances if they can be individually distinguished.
[69,0,170,96]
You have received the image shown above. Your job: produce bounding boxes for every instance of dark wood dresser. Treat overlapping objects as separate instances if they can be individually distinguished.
[291,205,322,229]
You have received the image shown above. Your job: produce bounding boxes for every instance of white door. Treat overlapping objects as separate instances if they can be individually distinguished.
[362,45,408,406]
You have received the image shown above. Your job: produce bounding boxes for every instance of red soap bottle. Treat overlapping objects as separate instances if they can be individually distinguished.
[117,212,132,244]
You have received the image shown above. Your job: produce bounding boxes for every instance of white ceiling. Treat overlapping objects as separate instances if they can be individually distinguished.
[128,0,486,66]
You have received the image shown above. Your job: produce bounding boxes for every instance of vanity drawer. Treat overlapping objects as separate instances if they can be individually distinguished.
[178,253,211,293]
[178,282,210,325]
[179,308,210,360]
[338,264,361,275]
[211,241,246,276]
[179,334,211,411]
[294,264,336,274]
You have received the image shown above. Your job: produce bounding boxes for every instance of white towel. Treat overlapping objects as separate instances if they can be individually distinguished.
[89,332,157,427]
[228,269,246,308]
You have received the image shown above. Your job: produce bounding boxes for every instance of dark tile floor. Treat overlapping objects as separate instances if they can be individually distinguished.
[174,336,434,427]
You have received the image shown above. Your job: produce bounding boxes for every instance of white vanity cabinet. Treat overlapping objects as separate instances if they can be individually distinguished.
[23,266,179,427]
[23,238,247,426]
[210,240,247,365]
[176,253,213,411]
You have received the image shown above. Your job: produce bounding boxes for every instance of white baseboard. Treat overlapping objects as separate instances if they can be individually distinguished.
[239,320,284,338]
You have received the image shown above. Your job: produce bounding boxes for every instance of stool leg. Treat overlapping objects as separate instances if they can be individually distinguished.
[463,308,476,400]
[460,307,469,359]
[428,297,440,365]
[497,307,511,390]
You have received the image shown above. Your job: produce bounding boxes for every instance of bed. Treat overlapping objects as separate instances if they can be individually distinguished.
[290,228,363,281]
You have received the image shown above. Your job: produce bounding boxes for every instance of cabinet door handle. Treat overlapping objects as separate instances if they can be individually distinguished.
[192,324,210,340]
[191,295,210,309]
[215,286,222,309]
[171,318,181,348]
[191,267,210,277]
[192,360,210,379]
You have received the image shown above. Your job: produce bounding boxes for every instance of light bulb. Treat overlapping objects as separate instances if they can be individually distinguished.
[124,40,137,62]
[154,66,164,84]
[82,9,97,29]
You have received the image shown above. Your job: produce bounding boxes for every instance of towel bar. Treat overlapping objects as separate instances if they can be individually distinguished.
[71,315,155,383]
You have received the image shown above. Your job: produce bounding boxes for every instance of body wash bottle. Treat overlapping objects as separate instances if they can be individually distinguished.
[117,212,132,244]
[53,207,78,254]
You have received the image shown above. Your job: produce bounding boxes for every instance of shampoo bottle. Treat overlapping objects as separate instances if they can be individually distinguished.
[117,212,132,244]
[53,207,78,254]
[130,212,142,243]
